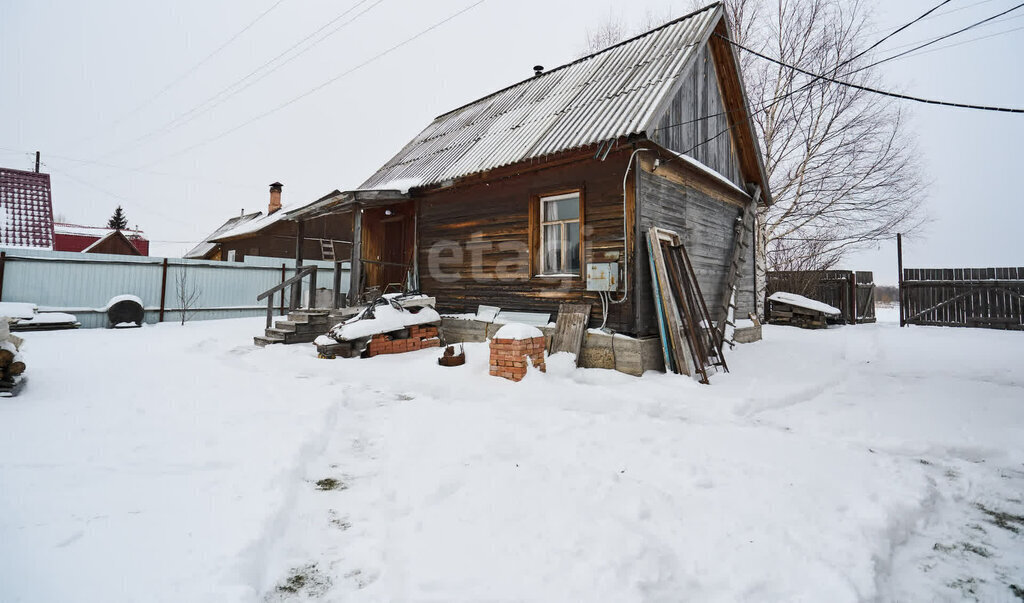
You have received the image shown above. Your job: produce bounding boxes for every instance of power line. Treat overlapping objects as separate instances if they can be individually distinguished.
[879,11,1024,53]
[719,34,1024,113]
[898,23,1024,60]
[650,1,1024,180]
[139,0,490,169]
[71,0,289,151]
[45,164,196,229]
[865,1,1024,68]
[104,0,383,159]
[852,0,954,64]
[653,0,955,135]
[0,145,253,188]
[862,0,1001,38]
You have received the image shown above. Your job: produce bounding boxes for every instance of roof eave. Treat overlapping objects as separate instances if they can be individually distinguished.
[285,189,411,221]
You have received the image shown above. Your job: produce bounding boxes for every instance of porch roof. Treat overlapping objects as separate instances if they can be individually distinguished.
[283,189,410,221]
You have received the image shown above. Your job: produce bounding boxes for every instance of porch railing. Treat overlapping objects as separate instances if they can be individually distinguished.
[257,265,318,328]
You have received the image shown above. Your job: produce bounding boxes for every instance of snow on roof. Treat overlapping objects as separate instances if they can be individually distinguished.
[359,5,722,191]
[212,191,332,242]
[768,292,842,316]
[80,230,143,254]
[54,222,146,239]
[184,211,262,258]
[667,149,749,196]
[0,167,55,249]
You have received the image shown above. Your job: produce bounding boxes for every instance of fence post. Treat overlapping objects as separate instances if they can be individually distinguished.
[158,258,169,322]
[849,272,857,325]
[0,251,6,302]
[897,233,905,327]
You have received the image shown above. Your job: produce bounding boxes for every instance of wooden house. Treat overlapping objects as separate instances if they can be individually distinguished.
[186,183,352,262]
[287,3,771,337]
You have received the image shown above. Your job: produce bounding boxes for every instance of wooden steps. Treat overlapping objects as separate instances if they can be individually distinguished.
[253,309,355,347]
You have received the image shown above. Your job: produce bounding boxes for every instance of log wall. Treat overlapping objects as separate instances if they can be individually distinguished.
[219,212,353,263]
[416,147,637,333]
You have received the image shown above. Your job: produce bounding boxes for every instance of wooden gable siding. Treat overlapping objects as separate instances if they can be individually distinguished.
[416,147,637,333]
[634,153,754,337]
[219,213,352,262]
[84,232,143,256]
[650,43,743,188]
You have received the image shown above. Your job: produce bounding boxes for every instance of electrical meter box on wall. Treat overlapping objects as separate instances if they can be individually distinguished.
[586,263,619,291]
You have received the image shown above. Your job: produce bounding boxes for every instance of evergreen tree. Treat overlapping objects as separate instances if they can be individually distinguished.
[107,206,128,230]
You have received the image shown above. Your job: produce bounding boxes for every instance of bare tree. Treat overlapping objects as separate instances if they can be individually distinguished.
[176,264,201,325]
[720,0,926,275]
[580,8,674,55]
[581,12,628,55]
[583,1,926,274]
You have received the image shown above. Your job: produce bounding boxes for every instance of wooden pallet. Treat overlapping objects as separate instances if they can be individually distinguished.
[550,303,591,366]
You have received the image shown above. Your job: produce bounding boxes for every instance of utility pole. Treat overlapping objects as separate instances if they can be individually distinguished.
[34,151,40,173]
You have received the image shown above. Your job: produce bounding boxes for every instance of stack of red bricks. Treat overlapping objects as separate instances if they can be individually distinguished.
[366,325,441,357]
[489,335,546,381]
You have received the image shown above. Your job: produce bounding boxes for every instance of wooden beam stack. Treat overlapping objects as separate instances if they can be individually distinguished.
[768,301,829,329]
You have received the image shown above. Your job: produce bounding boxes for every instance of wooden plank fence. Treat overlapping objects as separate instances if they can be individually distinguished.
[766,270,876,324]
[900,267,1024,330]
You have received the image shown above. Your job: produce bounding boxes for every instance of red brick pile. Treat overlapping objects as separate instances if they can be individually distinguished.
[366,325,441,357]
[489,335,546,381]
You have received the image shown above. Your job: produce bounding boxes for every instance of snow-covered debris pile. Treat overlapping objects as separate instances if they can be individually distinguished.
[768,292,841,316]
[15,312,78,326]
[1,302,79,331]
[492,323,543,340]
[322,295,440,343]
[0,302,37,320]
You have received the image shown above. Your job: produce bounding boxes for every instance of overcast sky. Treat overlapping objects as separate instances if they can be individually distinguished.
[1,0,1021,283]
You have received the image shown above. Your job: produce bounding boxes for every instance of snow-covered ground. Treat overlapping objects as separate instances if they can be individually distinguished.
[1,308,1022,602]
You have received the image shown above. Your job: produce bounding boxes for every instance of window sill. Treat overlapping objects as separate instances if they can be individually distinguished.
[534,273,581,279]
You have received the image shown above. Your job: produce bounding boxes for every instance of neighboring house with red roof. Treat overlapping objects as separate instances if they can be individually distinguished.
[53,223,150,256]
[0,167,55,250]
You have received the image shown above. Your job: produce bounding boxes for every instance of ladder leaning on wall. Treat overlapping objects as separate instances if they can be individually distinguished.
[716,185,760,348]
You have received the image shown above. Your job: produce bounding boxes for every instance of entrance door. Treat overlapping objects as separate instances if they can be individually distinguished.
[361,202,414,293]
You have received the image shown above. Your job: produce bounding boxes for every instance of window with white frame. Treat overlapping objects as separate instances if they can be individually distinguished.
[539,191,581,275]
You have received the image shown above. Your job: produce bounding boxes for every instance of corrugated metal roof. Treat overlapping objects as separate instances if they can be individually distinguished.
[360,4,721,190]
